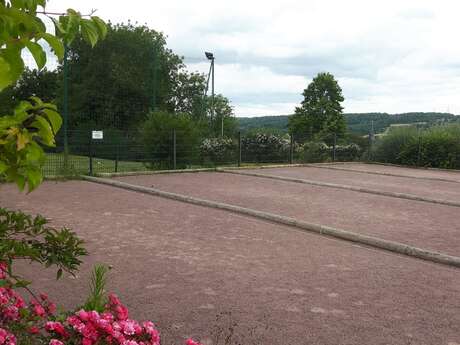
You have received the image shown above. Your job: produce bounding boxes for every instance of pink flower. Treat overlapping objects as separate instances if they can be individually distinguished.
[40,293,48,301]
[45,321,69,338]
[3,306,19,321]
[115,305,128,320]
[82,338,93,345]
[108,294,121,306]
[122,340,139,345]
[186,339,203,345]
[77,310,91,321]
[47,302,57,314]
[0,263,7,280]
[28,327,40,335]
[49,340,64,345]
[0,329,16,345]
[149,329,160,344]
[33,304,46,317]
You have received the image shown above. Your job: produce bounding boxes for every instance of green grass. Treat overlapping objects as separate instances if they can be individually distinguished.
[43,153,291,177]
[43,153,147,176]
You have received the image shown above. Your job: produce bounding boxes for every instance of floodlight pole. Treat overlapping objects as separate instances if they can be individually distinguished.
[205,52,218,135]
[211,57,215,126]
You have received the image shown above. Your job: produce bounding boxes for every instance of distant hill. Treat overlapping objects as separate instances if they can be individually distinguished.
[238,112,458,135]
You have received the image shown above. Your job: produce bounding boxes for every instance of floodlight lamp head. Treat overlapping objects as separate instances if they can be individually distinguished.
[205,52,214,60]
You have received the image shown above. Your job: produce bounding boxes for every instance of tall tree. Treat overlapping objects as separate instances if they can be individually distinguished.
[63,22,209,130]
[289,72,345,142]
[206,94,238,137]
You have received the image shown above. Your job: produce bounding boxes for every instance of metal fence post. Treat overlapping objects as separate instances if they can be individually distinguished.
[238,131,242,167]
[173,129,177,170]
[289,134,294,164]
[115,138,119,173]
[332,133,337,162]
[89,134,93,176]
[417,128,422,166]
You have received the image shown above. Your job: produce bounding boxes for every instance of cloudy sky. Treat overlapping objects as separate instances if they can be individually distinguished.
[48,0,460,117]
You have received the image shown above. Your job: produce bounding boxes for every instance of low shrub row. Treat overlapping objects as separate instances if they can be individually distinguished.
[371,124,460,169]
[298,142,362,163]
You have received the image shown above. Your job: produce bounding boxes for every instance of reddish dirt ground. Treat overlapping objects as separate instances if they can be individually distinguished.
[1,181,460,345]
[329,163,460,183]
[114,171,460,257]
[241,166,460,203]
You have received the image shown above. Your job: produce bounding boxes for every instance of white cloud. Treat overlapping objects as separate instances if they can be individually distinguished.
[47,0,460,116]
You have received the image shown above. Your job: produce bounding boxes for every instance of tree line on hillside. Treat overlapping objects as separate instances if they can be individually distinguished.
[238,112,458,135]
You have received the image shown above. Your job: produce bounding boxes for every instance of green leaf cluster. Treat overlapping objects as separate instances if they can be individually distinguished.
[0,97,61,191]
[0,0,107,191]
[0,207,88,283]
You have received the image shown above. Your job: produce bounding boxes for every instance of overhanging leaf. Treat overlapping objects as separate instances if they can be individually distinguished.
[42,108,62,134]
[31,116,54,146]
[25,41,46,69]
[0,47,24,91]
[91,16,107,39]
[39,33,64,61]
[81,19,98,47]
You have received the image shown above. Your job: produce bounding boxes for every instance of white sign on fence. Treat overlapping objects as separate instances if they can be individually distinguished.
[92,130,103,140]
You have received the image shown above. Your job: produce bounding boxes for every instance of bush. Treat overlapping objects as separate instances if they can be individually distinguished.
[371,124,460,168]
[139,111,203,169]
[242,132,290,163]
[299,142,330,163]
[298,142,361,163]
[371,127,418,164]
[335,143,361,161]
[199,137,236,166]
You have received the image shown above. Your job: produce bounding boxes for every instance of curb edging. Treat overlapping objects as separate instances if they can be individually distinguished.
[82,175,460,269]
[220,169,460,208]
[306,164,460,184]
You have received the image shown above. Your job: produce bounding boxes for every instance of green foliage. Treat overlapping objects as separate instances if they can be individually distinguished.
[347,112,457,135]
[0,0,107,191]
[205,94,238,137]
[0,97,61,191]
[139,110,203,168]
[371,126,418,164]
[239,113,458,136]
[372,124,460,168]
[0,207,87,285]
[63,22,207,130]
[199,137,236,165]
[83,264,110,312]
[238,116,289,134]
[242,132,290,163]
[289,72,346,141]
[299,141,330,163]
[0,68,59,115]
[298,141,361,163]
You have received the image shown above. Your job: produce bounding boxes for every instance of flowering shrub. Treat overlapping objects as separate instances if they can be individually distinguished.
[299,142,361,163]
[199,137,236,165]
[242,133,290,163]
[0,264,203,345]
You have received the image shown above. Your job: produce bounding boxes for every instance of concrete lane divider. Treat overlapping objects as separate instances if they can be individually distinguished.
[305,164,460,184]
[219,169,460,209]
[82,175,460,269]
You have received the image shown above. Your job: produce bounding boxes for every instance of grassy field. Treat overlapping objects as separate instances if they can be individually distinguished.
[43,153,147,176]
[43,153,291,177]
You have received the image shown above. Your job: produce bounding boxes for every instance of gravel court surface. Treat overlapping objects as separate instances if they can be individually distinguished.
[326,163,460,182]
[114,172,460,257]
[1,181,460,345]
[237,166,460,204]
